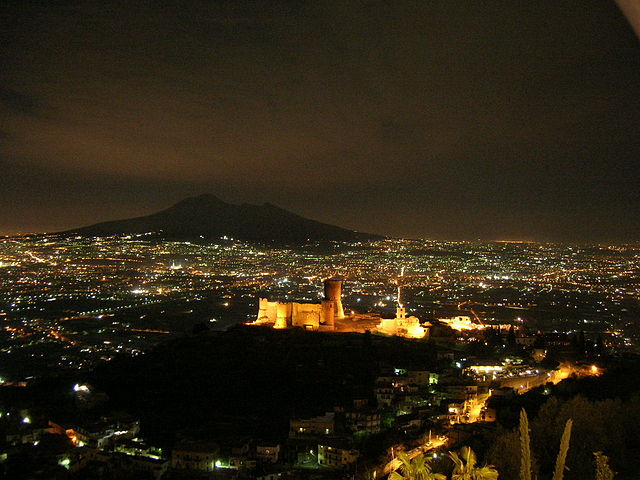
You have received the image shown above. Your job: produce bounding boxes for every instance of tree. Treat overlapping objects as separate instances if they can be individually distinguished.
[389,452,446,480]
[507,326,516,348]
[486,426,519,479]
[552,419,573,480]
[594,452,615,480]
[519,409,532,480]
[577,331,586,356]
[449,447,498,480]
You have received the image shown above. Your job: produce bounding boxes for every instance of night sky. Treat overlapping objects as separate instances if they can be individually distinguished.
[1,1,639,242]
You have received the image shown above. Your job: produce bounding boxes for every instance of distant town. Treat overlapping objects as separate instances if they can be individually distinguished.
[0,234,639,478]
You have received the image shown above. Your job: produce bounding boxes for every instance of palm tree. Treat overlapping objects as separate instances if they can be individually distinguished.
[389,452,446,480]
[449,447,499,480]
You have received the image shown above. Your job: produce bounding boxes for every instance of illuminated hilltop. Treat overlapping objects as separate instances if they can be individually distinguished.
[251,278,429,339]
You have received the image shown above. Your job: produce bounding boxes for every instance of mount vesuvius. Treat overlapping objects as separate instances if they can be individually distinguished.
[63,194,381,243]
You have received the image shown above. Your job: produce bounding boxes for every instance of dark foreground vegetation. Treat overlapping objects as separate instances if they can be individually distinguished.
[2,325,639,480]
[89,325,438,446]
[483,360,640,480]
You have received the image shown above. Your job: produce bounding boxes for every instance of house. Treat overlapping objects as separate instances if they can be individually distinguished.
[289,412,335,438]
[171,442,220,471]
[317,439,359,469]
[256,443,281,463]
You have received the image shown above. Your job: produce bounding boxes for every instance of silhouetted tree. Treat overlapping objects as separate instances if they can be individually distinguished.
[577,331,586,355]
[507,326,517,348]
[552,419,572,480]
[594,452,615,480]
[519,409,533,480]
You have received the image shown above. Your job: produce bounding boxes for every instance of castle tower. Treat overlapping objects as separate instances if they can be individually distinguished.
[321,300,335,328]
[323,278,345,318]
[275,302,291,329]
[256,298,279,324]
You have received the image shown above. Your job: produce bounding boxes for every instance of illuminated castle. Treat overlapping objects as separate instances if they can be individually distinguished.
[254,278,344,331]
[252,274,428,339]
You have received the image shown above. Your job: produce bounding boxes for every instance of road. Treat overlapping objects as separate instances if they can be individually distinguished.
[493,363,574,394]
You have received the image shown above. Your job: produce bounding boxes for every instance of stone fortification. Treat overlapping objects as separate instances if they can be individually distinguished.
[256,298,335,330]
[254,278,344,331]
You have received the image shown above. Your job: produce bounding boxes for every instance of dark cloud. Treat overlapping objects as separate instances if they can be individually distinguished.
[0,0,639,241]
[0,87,43,116]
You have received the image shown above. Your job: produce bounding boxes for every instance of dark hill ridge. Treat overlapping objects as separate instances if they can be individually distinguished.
[64,194,381,243]
[89,325,438,443]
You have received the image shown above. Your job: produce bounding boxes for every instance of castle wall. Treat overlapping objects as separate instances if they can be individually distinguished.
[378,318,398,335]
[256,298,337,331]
[377,315,426,339]
[257,298,279,324]
[291,302,322,329]
[321,300,335,328]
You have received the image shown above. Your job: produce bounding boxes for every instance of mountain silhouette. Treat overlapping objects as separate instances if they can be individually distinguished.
[64,194,381,243]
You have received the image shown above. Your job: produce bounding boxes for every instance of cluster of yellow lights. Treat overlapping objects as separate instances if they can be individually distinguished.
[467,365,504,373]
[439,317,485,332]
[405,323,427,339]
